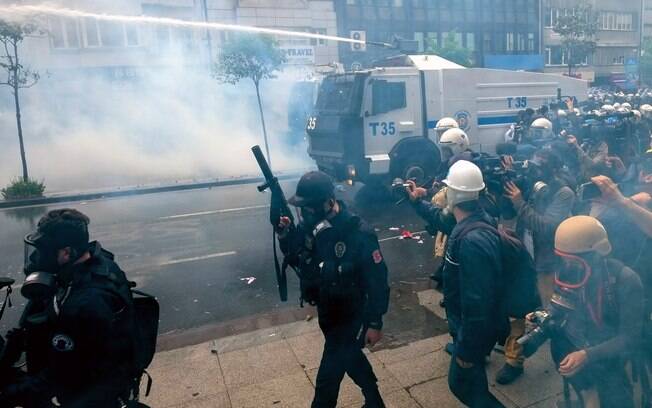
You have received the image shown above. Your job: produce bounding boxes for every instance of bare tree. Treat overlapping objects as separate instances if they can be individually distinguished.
[0,20,40,182]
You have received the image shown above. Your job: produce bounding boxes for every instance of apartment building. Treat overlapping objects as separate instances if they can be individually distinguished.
[542,0,643,84]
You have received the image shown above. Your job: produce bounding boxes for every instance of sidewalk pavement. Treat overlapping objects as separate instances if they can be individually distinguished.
[143,290,563,408]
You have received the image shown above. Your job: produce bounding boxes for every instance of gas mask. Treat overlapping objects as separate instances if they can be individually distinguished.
[22,234,82,301]
[554,250,596,290]
[298,200,334,231]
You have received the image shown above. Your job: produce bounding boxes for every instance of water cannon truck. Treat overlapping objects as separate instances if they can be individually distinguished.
[306,54,588,185]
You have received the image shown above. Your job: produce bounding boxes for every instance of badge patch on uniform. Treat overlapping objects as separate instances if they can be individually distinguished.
[52,334,75,352]
[334,242,347,258]
[372,249,383,264]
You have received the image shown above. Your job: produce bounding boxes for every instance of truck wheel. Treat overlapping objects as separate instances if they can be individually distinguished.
[397,154,438,186]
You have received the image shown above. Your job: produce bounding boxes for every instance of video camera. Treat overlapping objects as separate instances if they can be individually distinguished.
[476,156,528,197]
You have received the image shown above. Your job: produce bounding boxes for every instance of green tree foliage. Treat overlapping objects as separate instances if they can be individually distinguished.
[553,1,598,76]
[426,31,472,67]
[1,177,45,200]
[213,34,286,167]
[0,19,40,183]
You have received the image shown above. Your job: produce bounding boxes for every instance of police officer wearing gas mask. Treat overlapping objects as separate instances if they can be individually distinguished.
[277,171,390,408]
[0,209,137,407]
[498,148,575,384]
[540,216,643,408]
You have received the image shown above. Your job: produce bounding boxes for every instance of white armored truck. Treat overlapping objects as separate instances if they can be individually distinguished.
[305,54,588,184]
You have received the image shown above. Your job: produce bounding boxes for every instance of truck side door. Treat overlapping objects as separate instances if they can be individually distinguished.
[362,74,423,157]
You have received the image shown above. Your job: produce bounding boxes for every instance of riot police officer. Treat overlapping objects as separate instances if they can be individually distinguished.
[0,209,137,407]
[277,171,390,408]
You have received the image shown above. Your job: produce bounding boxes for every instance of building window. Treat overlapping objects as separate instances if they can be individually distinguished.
[517,33,525,51]
[483,33,492,52]
[613,56,625,64]
[310,28,328,46]
[600,12,634,31]
[506,32,515,52]
[82,18,100,47]
[49,17,80,49]
[465,32,475,51]
[414,32,425,52]
[545,46,588,66]
[527,32,535,51]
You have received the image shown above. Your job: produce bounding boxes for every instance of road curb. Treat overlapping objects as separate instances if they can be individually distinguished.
[0,174,300,210]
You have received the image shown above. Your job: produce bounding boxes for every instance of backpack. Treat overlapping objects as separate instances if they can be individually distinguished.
[454,222,540,318]
[88,245,160,401]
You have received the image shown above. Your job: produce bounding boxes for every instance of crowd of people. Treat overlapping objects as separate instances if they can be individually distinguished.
[401,89,652,407]
[2,89,652,408]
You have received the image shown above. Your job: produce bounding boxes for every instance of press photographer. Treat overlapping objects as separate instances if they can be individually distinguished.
[498,148,575,384]
[0,209,154,408]
[519,216,643,408]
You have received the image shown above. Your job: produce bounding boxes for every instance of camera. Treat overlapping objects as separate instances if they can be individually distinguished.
[517,290,575,357]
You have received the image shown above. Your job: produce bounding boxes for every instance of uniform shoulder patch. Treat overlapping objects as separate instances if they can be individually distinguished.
[372,249,383,264]
[52,333,75,352]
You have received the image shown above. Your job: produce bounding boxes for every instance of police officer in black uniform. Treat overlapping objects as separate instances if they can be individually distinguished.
[0,209,137,408]
[277,171,390,408]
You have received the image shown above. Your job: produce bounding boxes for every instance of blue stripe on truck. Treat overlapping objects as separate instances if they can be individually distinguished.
[477,115,518,126]
[427,115,518,129]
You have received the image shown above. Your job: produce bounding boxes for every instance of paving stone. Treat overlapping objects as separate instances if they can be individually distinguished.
[373,334,448,366]
[219,339,304,389]
[306,353,402,407]
[409,377,465,408]
[229,372,315,408]
[286,330,325,370]
[171,392,231,408]
[385,348,451,388]
[144,342,226,407]
[487,343,563,408]
[212,320,320,354]
[417,289,447,320]
[382,388,422,408]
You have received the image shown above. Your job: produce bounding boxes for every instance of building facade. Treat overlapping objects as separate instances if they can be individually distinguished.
[13,0,338,79]
[335,0,543,71]
[542,0,643,85]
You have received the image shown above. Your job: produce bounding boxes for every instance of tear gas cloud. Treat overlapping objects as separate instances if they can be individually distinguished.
[0,6,313,192]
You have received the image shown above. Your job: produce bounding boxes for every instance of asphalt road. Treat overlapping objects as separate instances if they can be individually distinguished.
[0,181,446,349]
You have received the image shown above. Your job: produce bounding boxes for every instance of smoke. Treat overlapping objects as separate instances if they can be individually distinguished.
[0,6,314,192]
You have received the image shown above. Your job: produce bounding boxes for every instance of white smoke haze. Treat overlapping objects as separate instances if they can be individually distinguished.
[0,3,314,193]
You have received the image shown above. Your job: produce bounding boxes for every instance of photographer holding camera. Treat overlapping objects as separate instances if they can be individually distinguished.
[0,209,139,408]
[498,148,575,384]
[522,216,643,408]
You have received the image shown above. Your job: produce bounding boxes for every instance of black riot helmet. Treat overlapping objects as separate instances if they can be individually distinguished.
[288,171,335,208]
[24,209,90,276]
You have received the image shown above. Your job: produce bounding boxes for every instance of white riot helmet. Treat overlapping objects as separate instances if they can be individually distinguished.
[530,117,554,140]
[557,109,567,118]
[435,117,459,140]
[613,102,621,109]
[601,104,615,114]
[439,128,470,157]
[622,102,632,110]
[640,104,652,118]
[573,108,581,116]
[442,160,485,210]
[632,110,642,120]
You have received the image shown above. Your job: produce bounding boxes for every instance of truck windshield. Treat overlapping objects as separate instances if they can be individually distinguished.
[314,74,364,115]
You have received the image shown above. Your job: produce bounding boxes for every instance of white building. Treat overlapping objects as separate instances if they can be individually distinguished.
[9,0,338,78]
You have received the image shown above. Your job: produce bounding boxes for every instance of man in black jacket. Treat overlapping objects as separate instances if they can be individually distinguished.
[277,171,390,408]
[0,209,136,408]
[440,161,506,408]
